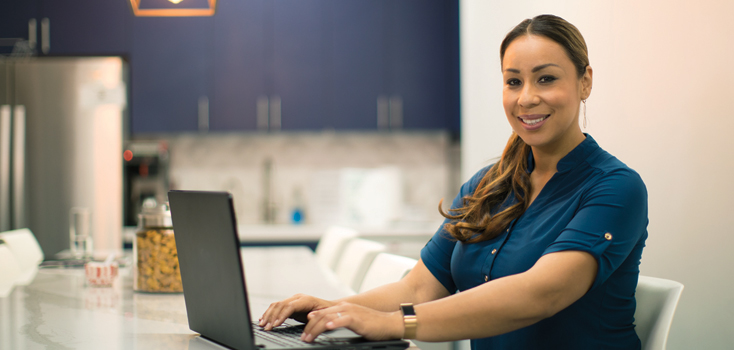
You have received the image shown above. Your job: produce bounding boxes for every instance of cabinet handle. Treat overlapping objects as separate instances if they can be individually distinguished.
[28,19,37,50]
[198,96,209,132]
[257,95,269,131]
[0,105,11,231]
[269,95,281,131]
[40,18,50,54]
[12,105,25,228]
[389,95,403,129]
[377,95,389,130]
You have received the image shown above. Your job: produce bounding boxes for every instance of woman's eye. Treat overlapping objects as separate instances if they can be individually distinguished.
[506,78,521,87]
[538,76,557,84]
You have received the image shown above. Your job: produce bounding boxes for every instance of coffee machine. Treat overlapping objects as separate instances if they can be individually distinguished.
[123,141,169,227]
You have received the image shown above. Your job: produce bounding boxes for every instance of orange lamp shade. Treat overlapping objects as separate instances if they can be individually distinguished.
[129,0,217,17]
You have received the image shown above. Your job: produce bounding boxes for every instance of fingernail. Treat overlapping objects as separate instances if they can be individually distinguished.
[326,321,334,328]
[300,333,306,341]
[265,323,271,330]
[304,334,313,342]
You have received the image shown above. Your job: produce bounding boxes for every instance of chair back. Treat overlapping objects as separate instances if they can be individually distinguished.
[0,243,22,297]
[334,238,386,292]
[315,226,359,270]
[0,228,44,285]
[634,275,684,350]
[359,253,417,293]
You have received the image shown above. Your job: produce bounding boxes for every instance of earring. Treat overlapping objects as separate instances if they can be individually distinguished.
[582,100,587,129]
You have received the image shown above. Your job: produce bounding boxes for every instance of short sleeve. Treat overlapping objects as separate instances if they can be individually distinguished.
[543,169,648,290]
[420,166,491,293]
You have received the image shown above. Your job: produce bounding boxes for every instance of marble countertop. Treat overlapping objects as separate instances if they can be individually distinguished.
[0,247,359,350]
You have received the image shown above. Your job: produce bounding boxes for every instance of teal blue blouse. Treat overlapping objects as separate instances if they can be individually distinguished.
[421,135,647,349]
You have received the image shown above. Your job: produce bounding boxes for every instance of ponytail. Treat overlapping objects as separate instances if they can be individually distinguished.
[440,133,532,243]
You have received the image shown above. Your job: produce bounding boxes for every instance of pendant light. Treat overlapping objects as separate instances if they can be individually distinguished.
[129,0,217,17]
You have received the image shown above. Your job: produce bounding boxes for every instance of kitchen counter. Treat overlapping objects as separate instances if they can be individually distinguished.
[2,247,418,349]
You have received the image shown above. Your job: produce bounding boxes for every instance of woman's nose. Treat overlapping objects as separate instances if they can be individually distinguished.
[518,85,540,108]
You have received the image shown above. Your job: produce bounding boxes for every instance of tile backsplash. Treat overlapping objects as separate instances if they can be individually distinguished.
[156,131,460,226]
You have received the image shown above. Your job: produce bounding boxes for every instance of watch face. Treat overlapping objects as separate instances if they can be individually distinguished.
[401,304,415,316]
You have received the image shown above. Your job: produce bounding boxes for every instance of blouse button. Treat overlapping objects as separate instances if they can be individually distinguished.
[484,275,488,282]
[491,249,497,255]
[604,233,613,241]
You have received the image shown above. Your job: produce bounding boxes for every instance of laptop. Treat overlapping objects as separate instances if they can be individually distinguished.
[168,190,410,350]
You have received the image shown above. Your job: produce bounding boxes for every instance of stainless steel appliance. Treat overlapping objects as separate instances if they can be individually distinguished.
[0,56,127,257]
[123,140,170,227]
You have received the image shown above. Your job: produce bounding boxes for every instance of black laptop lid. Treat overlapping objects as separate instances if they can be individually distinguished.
[168,190,255,350]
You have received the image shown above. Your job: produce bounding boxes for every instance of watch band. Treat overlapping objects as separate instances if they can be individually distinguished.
[400,303,417,339]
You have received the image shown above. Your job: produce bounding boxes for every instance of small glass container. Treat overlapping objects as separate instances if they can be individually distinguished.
[133,202,182,293]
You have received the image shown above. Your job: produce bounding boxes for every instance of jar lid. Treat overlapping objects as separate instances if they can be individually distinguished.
[138,201,173,228]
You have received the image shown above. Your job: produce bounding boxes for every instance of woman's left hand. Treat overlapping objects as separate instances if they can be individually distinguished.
[300,302,403,343]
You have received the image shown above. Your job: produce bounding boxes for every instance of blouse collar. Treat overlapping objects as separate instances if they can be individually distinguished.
[526,134,598,174]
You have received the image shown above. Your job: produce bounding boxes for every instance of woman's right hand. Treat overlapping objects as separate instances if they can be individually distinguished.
[259,293,335,330]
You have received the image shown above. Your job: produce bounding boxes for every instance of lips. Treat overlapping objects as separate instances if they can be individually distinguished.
[518,114,550,130]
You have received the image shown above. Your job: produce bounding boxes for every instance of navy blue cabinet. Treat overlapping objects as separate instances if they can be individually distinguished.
[210,0,330,132]
[271,0,330,130]
[329,0,387,130]
[0,1,38,54]
[209,0,267,131]
[1,0,458,134]
[37,0,130,55]
[210,0,457,133]
[1,0,129,56]
[389,0,458,130]
[328,0,459,131]
[130,16,213,133]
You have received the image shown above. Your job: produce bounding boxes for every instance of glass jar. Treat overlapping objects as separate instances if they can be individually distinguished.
[133,202,182,293]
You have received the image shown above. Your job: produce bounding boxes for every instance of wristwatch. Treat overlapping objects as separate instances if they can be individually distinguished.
[400,303,417,339]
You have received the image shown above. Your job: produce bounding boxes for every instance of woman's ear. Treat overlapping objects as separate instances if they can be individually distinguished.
[580,65,593,100]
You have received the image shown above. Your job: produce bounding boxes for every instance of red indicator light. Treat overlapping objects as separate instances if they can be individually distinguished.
[123,150,133,162]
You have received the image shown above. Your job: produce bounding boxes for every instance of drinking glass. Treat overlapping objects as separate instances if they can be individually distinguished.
[69,207,93,259]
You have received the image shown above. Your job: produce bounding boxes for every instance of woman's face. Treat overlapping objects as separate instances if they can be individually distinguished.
[502,35,592,152]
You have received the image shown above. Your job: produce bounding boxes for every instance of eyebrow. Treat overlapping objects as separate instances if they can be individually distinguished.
[504,63,561,74]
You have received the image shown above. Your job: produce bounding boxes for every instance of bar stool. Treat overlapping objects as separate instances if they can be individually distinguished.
[315,226,359,271]
[334,238,386,292]
[359,253,417,293]
[0,228,44,285]
[0,242,22,297]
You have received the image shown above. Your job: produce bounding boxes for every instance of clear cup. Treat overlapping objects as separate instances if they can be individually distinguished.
[70,207,93,259]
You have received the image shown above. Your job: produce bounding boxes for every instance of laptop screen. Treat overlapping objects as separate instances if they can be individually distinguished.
[168,190,255,350]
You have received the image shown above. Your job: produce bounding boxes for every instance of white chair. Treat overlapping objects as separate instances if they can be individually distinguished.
[315,226,359,270]
[0,228,44,285]
[634,275,684,350]
[334,238,386,292]
[0,243,22,297]
[359,253,417,293]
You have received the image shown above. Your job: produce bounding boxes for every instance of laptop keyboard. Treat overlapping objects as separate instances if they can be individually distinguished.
[253,323,351,347]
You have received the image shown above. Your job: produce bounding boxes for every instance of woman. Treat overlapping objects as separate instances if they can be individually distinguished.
[259,14,647,349]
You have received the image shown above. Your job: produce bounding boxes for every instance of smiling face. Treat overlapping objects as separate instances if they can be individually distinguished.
[502,35,592,154]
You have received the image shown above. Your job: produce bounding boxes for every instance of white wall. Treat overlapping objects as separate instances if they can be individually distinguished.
[461,0,734,348]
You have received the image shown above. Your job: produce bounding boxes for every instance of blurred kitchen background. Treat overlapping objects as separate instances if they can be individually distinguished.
[0,0,461,259]
[4,0,734,349]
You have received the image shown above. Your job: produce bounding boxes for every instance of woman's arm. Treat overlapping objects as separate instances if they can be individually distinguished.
[258,259,451,330]
[301,250,597,342]
[408,250,597,341]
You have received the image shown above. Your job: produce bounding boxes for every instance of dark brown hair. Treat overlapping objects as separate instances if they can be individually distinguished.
[440,14,589,243]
